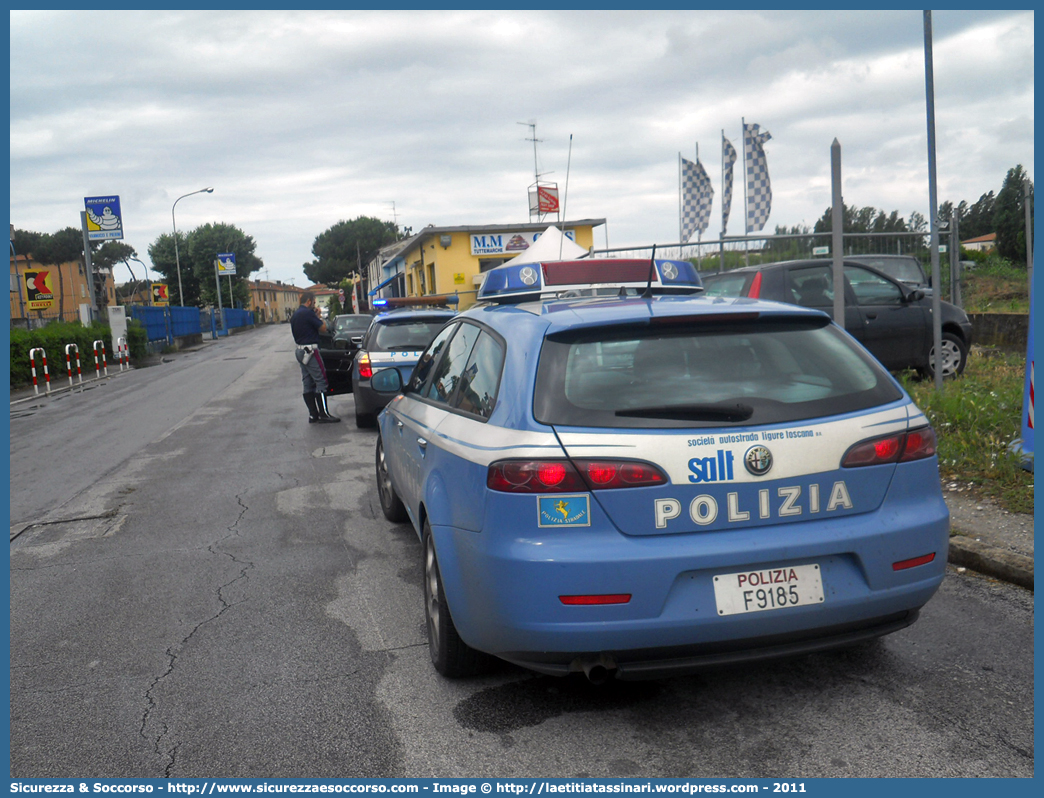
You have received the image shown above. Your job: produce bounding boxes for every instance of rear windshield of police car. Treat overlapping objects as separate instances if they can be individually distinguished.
[533,316,903,428]
[335,315,372,334]
[372,319,451,352]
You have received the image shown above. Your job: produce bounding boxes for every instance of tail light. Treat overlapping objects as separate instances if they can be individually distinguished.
[488,459,668,493]
[746,271,763,298]
[357,353,372,379]
[842,426,937,468]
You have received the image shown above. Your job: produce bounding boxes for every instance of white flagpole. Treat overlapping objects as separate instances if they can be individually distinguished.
[678,152,683,246]
[742,117,750,267]
[720,129,726,272]
[695,143,701,266]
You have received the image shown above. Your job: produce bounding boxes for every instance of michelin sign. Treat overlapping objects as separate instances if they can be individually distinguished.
[84,196,124,241]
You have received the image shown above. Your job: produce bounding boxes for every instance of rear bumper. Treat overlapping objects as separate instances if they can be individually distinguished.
[353,382,393,415]
[429,491,948,673]
[501,610,919,679]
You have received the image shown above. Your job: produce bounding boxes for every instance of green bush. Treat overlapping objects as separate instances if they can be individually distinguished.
[10,321,115,389]
[125,318,149,361]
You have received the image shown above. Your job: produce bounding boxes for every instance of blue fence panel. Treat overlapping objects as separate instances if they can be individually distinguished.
[127,306,170,343]
[225,308,255,329]
[170,306,203,337]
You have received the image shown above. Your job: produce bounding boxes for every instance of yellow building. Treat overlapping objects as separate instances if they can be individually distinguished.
[367,219,606,311]
[247,279,305,323]
[10,254,114,325]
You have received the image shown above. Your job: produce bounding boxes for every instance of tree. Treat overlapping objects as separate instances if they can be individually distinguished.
[11,228,43,260]
[994,165,1033,263]
[149,222,263,307]
[302,216,403,286]
[92,241,137,271]
[91,241,139,309]
[961,191,996,241]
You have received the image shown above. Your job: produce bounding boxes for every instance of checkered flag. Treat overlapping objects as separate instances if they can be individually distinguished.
[743,122,772,233]
[680,157,714,243]
[722,136,737,235]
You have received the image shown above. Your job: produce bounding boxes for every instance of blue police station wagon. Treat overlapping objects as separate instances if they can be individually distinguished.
[370,258,949,681]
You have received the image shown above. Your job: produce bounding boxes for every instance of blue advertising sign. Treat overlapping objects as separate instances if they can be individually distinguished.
[217,252,237,275]
[83,195,124,240]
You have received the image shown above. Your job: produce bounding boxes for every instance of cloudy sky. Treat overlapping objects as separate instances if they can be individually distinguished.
[9,9,1035,287]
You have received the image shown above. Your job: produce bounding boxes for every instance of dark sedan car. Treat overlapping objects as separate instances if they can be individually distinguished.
[318,313,373,395]
[846,254,931,294]
[701,259,973,378]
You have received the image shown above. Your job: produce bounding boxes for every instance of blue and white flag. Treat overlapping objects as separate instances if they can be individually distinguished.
[680,156,714,243]
[744,122,772,233]
[721,136,738,235]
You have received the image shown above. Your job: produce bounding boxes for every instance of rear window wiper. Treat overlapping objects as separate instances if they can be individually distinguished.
[615,402,754,422]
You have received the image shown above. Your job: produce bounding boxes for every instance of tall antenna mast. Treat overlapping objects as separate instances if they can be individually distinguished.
[386,201,399,228]
[518,120,543,185]
[518,120,560,223]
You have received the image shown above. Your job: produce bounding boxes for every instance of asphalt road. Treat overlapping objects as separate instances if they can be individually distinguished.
[8,325,1034,778]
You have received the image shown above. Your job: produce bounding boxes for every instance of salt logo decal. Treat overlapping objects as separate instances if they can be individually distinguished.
[688,449,735,483]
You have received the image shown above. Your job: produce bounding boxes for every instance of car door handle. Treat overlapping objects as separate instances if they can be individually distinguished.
[865,312,878,320]
[417,438,427,448]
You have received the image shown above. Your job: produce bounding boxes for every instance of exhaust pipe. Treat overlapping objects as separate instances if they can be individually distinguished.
[577,655,618,685]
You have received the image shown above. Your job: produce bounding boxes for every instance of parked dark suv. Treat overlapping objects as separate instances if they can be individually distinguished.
[318,313,373,395]
[701,259,973,378]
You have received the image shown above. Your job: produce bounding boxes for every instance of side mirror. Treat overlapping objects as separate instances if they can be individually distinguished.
[371,368,403,395]
[906,289,925,302]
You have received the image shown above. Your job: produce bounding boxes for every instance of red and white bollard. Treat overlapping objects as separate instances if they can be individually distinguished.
[65,343,83,388]
[29,347,51,395]
[93,339,108,379]
[116,336,129,371]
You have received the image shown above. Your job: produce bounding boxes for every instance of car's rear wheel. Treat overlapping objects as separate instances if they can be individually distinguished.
[923,332,968,379]
[375,437,408,523]
[424,521,489,677]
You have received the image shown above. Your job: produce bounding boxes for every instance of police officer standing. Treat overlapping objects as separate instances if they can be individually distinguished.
[291,291,340,423]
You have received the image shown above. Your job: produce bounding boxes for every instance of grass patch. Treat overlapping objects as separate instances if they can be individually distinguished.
[900,350,1033,514]
[958,256,1031,313]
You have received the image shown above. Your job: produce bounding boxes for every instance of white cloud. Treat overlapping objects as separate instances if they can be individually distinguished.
[9,9,1034,286]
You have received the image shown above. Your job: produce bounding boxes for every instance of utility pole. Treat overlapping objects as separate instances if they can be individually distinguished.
[924,10,944,390]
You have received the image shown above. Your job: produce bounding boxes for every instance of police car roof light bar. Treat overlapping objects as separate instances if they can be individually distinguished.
[477,258,703,304]
[374,295,459,309]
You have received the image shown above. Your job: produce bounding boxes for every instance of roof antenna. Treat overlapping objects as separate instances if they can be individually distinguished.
[641,245,657,298]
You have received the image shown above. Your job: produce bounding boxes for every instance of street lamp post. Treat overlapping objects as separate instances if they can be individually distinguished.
[130,256,150,284]
[130,257,150,303]
[171,187,214,306]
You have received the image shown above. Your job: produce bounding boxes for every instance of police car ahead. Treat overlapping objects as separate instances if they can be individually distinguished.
[370,257,949,682]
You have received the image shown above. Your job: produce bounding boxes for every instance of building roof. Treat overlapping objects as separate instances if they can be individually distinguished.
[249,279,303,291]
[411,218,606,239]
[961,232,996,244]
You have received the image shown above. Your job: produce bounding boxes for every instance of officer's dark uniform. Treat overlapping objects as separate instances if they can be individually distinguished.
[291,303,340,423]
